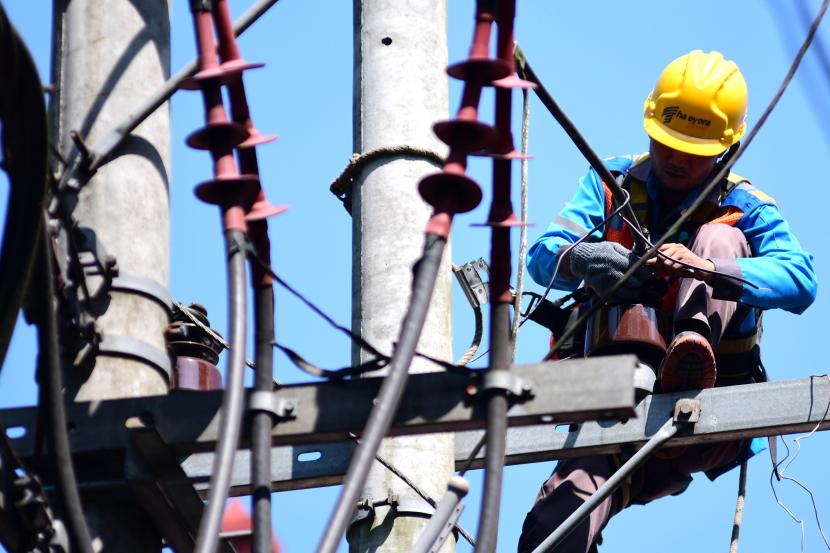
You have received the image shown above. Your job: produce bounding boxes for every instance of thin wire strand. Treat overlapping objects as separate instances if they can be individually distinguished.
[467,189,634,366]
[769,374,830,551]
[511,85,531,359]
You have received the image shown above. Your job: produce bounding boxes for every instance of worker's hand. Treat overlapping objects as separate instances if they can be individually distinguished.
[645,243,715,282]
[568,241,652,301]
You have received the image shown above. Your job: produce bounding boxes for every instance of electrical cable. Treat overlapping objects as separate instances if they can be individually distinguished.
[466,190,634,368]
[0,4,50,373]
[248,260,473,377]
[193,230,249,553]
[514,43,648,254]
[316,233,448,553]
[620,215,761,289]
[251,282,276,553]
[34,211,95,553]
[543,0,830,361]
[769,374,830,552]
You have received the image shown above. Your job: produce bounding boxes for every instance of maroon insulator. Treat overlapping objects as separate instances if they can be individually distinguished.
[245,191,288,222]
[492,74,538,90]
[186,122,250,151]
[195,174,260,206]
[446,58,511,83]
[432,119,498,152]
[166,303,224,391]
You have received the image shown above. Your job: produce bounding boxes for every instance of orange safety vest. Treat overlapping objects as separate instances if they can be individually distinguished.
[600,154,762,382]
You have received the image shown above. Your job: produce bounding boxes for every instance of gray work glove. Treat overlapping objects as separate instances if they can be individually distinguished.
[568,241,651,301]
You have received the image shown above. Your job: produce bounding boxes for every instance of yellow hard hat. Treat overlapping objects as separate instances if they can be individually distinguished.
[643,50,747,156]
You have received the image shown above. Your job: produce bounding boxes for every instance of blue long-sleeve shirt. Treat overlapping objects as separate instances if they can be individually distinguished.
[526,154,817,314]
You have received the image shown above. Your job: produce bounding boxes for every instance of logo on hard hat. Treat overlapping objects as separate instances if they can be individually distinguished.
[661,106,711,127]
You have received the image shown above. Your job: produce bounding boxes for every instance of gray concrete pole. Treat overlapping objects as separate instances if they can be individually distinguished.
[349,1,455,552]
[50,0,171,550]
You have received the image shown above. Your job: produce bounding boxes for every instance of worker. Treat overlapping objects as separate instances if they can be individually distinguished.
[518,50,817,552]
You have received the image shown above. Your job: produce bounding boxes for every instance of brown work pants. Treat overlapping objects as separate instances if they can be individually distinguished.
[518,224,752,553]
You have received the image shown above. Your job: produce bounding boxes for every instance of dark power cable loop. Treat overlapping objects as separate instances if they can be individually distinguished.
[536,0,830,362]
[35,211,96,553]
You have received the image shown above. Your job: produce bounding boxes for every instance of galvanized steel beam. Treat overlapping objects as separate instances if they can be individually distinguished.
[181,375,830,494]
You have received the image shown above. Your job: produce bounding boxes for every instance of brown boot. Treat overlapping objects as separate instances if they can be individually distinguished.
[658,331,717,392]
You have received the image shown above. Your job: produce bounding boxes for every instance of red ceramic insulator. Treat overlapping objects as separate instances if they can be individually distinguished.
[195,174,261,206]
[193,10,222,78]
[433,120,498,152]
[492,74,538,90]
[245,189,288,222]
[446,58,511,83]
[469,5,496,60]
[186,122,250,150]
[418,172,482,216]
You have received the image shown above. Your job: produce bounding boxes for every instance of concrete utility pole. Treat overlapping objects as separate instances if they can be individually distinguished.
[350,1,455,552]
[51,0,171,550]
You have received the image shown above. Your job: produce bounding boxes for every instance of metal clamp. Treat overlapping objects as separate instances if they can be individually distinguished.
[111,273,172,312]
[351,491,435,526]
[453,259,489,309]
[98,333,172,381]
[248,391,295,421]
[673,398,701,423]
[482,371,533,400]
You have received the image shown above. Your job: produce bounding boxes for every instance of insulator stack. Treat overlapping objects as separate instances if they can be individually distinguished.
[417,0,515,238]
[212,0,287,288]
[165,303,224,391]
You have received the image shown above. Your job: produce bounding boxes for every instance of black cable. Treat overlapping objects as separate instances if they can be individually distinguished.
[316,233,447,553]
[458,434,487,477]
[194,230,249,553]
[543,0,830,361]
[251,281,275,553]
[514,44,648,254]
[620,214,760,289]
[248,259,474,377]
[474,298,511,553]
[0,5,50,373]
[34,211,95,553]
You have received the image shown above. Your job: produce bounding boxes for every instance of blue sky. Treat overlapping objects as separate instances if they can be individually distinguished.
[4,1,830,552]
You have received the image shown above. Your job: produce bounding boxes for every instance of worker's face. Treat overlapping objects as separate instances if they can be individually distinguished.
[649,139,718,193]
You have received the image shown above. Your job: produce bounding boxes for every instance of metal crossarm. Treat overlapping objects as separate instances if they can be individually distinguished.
[179,376,830,494]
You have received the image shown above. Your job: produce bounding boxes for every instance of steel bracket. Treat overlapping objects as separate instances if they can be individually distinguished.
[248,392,296,421]
[351,491,435,526]
[673,398,701,423]
[453,258,489,309]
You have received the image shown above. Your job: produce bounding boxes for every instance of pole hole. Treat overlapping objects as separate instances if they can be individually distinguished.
[381,37,392,46]
[297,451,322,462]
[555,423,579,433]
